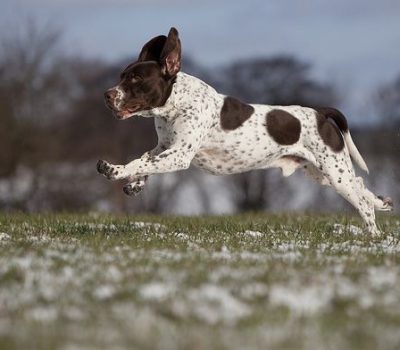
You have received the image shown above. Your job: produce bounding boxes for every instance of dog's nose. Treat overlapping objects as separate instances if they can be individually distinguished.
[104,89,117,101]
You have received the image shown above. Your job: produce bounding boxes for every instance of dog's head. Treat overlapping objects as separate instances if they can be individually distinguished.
[104,27,181,120]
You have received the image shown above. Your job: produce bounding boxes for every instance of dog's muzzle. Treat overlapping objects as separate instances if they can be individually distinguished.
[104,89,118,109]
[104,87,141,119]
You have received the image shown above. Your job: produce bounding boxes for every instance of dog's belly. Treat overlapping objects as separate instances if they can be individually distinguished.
[193,142,280,175]
[192,147,245,175]
[193,146,309,176]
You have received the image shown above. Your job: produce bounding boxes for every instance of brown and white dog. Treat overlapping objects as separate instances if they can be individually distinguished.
[98,27,393,235]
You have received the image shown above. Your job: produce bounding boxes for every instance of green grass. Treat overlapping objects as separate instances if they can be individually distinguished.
[0,213,399,350]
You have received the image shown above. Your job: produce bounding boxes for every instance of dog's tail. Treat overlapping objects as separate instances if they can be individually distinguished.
[343,131,369,173]
[317,108,369,173]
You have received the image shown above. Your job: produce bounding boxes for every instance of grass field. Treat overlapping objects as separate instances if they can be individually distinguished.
[0,213,399,350]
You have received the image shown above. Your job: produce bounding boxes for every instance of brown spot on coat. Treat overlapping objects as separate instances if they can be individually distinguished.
[315,107,348,132]
[316,113,344,152]
[266,110,301,145]
[220,96,254,130]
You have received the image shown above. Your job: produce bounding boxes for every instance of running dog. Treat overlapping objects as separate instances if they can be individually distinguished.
[98,27,393,235]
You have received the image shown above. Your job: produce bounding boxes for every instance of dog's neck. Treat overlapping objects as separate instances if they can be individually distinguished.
[137,72,214,119]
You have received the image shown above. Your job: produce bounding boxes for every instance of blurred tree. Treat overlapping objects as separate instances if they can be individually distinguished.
[217,56,337,106]
[0,94,20,177]
[364,76,400,208]
[215,56,338,212]
[374,75,400,126]
[0,20,71,209]
[0,20,70,124]
[0,20,72,169]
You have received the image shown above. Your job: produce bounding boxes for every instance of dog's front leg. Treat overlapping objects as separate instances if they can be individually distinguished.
[97,160,150,196]
[98,109,211,184]
[132,148,192,176]
[98,147,192,180]
[121,145,166,196]
[97,144,165,186]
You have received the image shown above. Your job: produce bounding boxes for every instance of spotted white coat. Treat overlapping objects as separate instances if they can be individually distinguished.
[97,71,394,236]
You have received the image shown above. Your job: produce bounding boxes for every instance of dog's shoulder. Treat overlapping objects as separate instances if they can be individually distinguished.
[173,72,219,106]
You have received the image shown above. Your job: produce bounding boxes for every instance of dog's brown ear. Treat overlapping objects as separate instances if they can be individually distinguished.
[137,35,167,62]
[160,27,181,77]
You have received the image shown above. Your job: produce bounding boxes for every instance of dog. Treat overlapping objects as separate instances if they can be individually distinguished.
[98,27,393,235]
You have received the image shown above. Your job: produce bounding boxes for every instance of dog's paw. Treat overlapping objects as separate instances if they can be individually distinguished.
[123,178,147,196]
[97,159,108,174]
[123,182,145,196]
[97,160,124,180]
[378,196,394,212]
[384,197,393,211]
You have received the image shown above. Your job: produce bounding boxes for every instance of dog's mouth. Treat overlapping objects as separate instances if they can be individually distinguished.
[105,99,141,120]
[114,108,139,120]
[112,105,144,120]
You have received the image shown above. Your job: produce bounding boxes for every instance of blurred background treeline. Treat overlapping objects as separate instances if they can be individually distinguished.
[0,9,399,215]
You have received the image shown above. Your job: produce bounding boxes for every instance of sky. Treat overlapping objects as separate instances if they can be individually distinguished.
[2,0,400,122]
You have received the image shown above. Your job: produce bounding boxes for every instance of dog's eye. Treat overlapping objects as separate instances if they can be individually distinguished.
[131,75,143,83]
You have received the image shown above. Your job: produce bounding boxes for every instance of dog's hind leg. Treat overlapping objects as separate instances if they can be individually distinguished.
[304,164,393,212]
[303,163,331,186]
[353,176,393,212]
[314,152,380,236]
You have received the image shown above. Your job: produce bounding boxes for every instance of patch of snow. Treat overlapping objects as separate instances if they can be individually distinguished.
[78,223,117,231]
[174,232,189,240]
[0,232,11,241]
[93,285,116,300]
[13,255,34,270]
[211,245,233,260]
[238,251,268,262]
[273,251,302,262]
[105,265,123,283]
[273,240,310,252]
[333,223,363,236]
[139,282,175,301]
[319,237,400,254]
[241,230,264,238]
[379,236,400,253]
[23,234,52,243]
[368,267,397,288]
[187,241,201,250]
[130,222,166,230]
[27,306,58,322]
[210,266,264,284]
[269,284,333,314]
[188,284,250,325]
[240,283,269,299]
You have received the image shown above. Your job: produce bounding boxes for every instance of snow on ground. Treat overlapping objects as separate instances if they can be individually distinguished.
[333,223,364,235]
[185,284,251,325]
[269,284,333,314]
[0,218,400,349]
[1,227,399,322]
[130,221,166,230]
[139,282,176,301]
[241,230,264,238]
[0,232,11,241]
